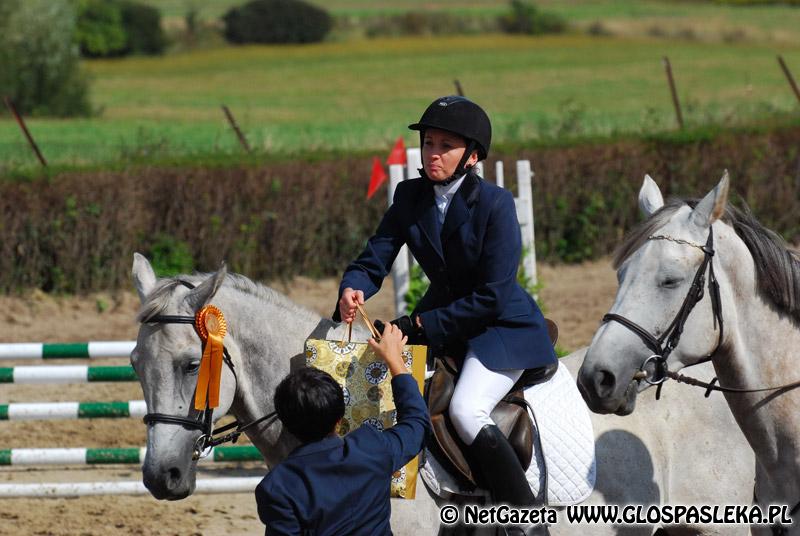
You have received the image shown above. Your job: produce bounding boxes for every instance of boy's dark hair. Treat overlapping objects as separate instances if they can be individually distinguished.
[274,367,345,444]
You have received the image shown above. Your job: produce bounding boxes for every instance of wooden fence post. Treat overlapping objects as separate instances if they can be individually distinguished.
[662,56,685,129]
[221,105,252,153]
[777,55,800,106]
[3,97,47,167]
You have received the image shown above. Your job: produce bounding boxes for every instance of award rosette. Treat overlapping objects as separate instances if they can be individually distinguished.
[194,305,227,410]
[304,336,426,499]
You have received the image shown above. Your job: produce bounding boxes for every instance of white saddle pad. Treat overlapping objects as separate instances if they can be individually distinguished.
[419,361,596,506]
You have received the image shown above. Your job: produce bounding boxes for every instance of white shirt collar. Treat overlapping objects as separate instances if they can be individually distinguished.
[433,174,466,197]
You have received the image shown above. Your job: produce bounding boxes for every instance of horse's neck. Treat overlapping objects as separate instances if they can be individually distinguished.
[220,289,339,466]
[714,253,800,506]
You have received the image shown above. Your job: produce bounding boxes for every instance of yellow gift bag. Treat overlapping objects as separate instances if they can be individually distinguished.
[304,305,427,499]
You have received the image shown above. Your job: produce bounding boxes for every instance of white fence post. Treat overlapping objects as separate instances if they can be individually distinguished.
[389,164,409,317]
[475,161,484,177]
[406,148,422,179]
[516,160,537,288]
[495,161,504,188]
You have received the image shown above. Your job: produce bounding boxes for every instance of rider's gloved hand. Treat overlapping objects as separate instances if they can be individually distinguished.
[374,315,427,345]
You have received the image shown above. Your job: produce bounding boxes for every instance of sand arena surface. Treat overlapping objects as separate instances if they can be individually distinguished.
[0,261,617,535]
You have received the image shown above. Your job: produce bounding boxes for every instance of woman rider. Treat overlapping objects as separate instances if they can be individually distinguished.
[334,96,557,514]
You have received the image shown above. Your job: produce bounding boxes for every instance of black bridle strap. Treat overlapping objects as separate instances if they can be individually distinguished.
[601,228,724,394]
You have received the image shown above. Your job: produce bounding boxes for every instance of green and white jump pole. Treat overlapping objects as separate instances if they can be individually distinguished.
[0,400,146,420]
[0,341,135,360]
[0,445,261,466]
[0,477,263,498]
[0,365,136,383]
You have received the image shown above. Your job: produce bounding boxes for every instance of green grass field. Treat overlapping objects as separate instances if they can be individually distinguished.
[2,33,798,171]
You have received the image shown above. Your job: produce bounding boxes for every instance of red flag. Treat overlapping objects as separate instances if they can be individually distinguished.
[366,156,387,200]
[386,136,406,166]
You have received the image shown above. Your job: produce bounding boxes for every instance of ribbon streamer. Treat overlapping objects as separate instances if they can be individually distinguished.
[194,305,227,410]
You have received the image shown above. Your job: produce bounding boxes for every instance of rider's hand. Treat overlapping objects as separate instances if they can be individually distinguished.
[368,323,408,377]
[338,288,364,324]
[374,315,427,345]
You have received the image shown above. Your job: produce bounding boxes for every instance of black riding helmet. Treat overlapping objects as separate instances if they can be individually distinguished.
[409,95,492,183]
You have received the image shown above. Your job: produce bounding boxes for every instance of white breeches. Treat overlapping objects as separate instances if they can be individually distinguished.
[448,350,523,446]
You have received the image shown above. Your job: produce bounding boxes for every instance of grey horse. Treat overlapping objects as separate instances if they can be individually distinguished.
[131,252,752,535]
[579,173,800,535]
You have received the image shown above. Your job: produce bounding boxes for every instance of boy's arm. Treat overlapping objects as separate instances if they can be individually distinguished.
[381,373,431,472]
[255,480,302,536]
[368,324,431,471]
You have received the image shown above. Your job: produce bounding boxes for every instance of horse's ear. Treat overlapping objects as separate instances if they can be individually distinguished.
[691,171,730,228]
[638,174,664,218]
[132,253,157,304]
[185,263,227,312]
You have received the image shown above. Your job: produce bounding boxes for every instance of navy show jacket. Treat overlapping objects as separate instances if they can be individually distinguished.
[255,374,430,536]
[335,170,557,371]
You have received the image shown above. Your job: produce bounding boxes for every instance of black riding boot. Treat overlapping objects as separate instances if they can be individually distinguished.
[470,424,535,506]
[469,424,550,536]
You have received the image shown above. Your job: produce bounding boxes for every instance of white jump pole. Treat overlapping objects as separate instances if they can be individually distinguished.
[516,160,537,287]
[389,163,409,317]
[0,477,263,498]
[495,161,504,188]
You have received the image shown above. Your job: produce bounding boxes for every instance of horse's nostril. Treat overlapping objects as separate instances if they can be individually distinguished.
[594,369,616,398]
[167,467,182,488]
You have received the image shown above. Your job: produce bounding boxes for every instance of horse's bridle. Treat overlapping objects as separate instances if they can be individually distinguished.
[140,280,278,459]
[601,227,724,399]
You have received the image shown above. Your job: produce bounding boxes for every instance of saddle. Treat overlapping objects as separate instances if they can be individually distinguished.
[426,319,559,487]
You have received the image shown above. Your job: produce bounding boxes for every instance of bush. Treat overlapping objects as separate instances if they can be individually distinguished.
[499,0,566,35]
[223,0,332,44]
[76,0,165,57]
[119,1,166,55]
[0,0,92,116]
[76,0,127,57]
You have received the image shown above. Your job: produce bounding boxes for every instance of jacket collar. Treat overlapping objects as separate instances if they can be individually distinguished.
[287,434,344,459]
[415,169,481,262]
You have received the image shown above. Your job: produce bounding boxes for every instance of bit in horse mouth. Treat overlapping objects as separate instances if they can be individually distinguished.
[614,380,639,416]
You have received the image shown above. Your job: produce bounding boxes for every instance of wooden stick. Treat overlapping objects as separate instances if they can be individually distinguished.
[221,105,252,153]
[777,55,800,106]
[662,57,684,130]
[3,97,47,167]
[453,79,464,97]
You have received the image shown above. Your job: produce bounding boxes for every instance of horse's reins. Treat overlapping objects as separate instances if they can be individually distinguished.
[603,226,800,399]
[140,280,279,460]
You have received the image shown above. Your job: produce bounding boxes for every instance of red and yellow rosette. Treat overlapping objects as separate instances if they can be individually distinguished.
[194,305,227,410]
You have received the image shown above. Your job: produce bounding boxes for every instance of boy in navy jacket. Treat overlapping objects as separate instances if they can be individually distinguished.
[255,324,430,536]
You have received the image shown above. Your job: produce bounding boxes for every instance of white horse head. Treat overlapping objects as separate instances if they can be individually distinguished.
[131,253,338,499]
[577,173,743,415]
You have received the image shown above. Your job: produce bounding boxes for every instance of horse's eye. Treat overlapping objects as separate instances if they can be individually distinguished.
[184,361,201,374]
[659,277,683,289]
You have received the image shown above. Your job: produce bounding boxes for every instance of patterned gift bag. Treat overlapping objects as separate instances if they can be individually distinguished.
[304,309,426,499]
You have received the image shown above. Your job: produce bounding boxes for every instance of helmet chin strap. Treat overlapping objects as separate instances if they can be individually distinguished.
[420,140,477,186]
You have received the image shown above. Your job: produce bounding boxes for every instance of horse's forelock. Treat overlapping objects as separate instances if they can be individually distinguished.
[135,278,190,323]
[612,198,686,270]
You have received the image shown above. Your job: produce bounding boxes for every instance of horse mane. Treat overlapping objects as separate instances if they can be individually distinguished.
[136,272,323,324]
[613,198,800,322]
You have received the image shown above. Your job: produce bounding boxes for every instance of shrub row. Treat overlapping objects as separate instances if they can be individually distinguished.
[2,125,798,293]
[76,0,165,57]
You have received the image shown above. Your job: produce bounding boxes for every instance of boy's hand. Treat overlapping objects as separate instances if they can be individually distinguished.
[368,323,408,377]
